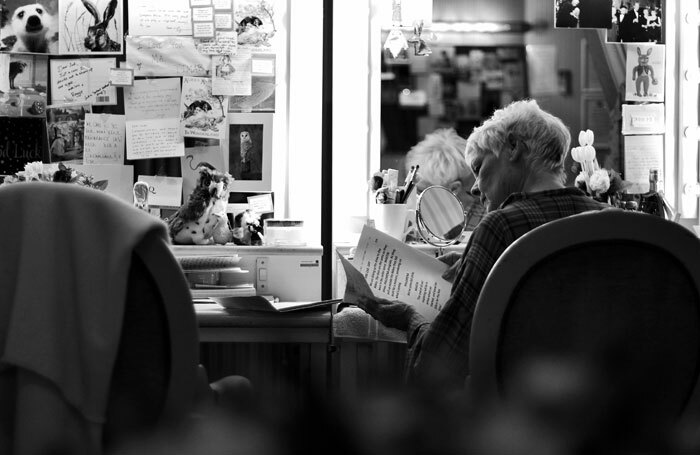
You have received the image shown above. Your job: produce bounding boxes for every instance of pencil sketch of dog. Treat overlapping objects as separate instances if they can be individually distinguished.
[9,3,58,53]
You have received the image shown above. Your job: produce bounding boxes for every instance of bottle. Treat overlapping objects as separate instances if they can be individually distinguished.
[639,169,664,217]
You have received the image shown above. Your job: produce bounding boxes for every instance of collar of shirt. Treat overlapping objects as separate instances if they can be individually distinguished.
[499,187,588,210]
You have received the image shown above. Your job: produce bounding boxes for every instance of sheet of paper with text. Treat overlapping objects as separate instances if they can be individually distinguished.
[344,225,451,322]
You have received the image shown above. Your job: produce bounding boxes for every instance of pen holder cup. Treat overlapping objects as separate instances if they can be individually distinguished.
[372,204,414,242]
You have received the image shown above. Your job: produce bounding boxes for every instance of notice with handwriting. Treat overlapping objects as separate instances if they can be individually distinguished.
[124,78,181,121]
[124,36,211,77]
[196,31,237,55]
[128,0,192,35]
[126,119,185,160]
[50,58,117,106]
[340,225,450,322]
[83,114,126,164]
[212,50,252,96]
[623,134,664,193]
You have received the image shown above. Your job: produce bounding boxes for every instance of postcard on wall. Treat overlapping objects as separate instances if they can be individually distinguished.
[0,117,48,175]
[607,1,663,44]
[124,36,212,77]
[212,50,252,96]
[50,58,117,106]
[58,0,123,54]
[215,12,233,30]
[228,113,272,192]
[109,68,133,87]
[553,0,612,30]
[625,43,665,102]
[128,0,192,35]
[72,163,133,202]
[623,134,664,193]
[0,0,60,54]
[196,30,237,55]
[124,78,181,121]
[180,76,228,140]
[136,175,183,207]
[0,53,48,117]
[46,103,91,164]
[83,113,125,164]
[126,118,185,160]
[234,0,279,52]
[180,145,225,201]
[229,53,276,113]
[213,0,232,9]
[621,103,665,135]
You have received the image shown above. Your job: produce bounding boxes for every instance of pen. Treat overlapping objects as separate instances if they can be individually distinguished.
[402,165,419,203]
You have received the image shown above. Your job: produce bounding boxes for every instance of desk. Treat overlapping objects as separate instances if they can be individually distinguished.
[195,302,332,343]
[195,303,332,399]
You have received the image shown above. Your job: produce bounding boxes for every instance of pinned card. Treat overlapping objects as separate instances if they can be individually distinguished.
[126,119,185,160]
[215,13,234,30]
[621,104,665,135]
[50,58,118,106]
[212,50,252,96]
[247,193,274,214]
[83,113,126,164]
[196,31,237,55]
[124,36,212,77]
[180,76,228,140]
[624,135,664,193]
[109,68,134,87]
[137,175,184,207]
[124,78,181,121]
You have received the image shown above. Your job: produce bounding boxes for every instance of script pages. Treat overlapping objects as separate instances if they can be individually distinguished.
[339,225,453,322]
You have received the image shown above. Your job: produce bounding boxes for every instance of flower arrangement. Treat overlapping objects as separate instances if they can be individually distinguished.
[571,130,629,203]
[3,161,108,190]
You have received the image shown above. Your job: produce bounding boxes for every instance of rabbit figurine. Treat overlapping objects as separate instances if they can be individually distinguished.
[81,0,120,52]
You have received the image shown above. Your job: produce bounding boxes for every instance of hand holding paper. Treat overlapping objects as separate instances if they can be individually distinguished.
[338,253,375,305]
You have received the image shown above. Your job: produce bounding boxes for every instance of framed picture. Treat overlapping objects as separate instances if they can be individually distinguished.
[0,0,60,54]
[228,113,272,192]
[58,0,124,55]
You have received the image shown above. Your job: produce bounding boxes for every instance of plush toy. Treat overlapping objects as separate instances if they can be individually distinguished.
[232,209,265,246]
[168,164,233,245]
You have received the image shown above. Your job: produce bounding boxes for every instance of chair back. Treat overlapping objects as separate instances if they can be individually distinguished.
[470,210,700,428]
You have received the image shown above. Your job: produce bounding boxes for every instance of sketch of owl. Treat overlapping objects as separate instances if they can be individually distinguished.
[240,131,253,163]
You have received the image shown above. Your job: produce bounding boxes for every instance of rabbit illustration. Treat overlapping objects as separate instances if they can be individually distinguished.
[81,0,120,52]
[632,47,657,97]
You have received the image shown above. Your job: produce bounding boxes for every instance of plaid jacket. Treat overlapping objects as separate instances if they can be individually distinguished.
[404,187,608,386]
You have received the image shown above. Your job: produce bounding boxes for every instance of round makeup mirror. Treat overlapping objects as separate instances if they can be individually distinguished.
[415,185,467,247]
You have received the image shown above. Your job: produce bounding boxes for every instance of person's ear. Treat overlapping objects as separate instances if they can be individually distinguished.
[506,132,525,162]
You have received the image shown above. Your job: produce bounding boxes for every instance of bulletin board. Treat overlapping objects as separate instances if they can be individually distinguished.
[0,0,285,207]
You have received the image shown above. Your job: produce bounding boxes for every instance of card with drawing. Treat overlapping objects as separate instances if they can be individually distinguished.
[58,0,123,54]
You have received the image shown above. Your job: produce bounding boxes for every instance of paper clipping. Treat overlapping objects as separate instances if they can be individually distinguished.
[339,225,451,323]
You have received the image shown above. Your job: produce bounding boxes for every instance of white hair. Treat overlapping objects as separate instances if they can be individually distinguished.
[405,128,471,188]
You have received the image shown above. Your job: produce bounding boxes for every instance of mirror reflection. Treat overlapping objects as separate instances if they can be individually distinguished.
[416,185,467,246]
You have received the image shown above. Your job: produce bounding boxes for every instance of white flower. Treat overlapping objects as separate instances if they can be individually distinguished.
[23,161,45,181]
[589,169,610,194]
[575,171,588,187]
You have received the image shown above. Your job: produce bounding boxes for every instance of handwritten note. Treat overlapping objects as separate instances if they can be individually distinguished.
[196,31,237,55]
[124,36,211,77]
[215,13,233,29]
[213,0,232,9]
[137,175,183,207]
[83,114,126,164]
[126,119,185,160]
[190,0,212,6]
[193,22,216,38]
[109,68,134,86]
[50,59,117,106]
[248,194,274,214]
[192,6,214,21]
[129,0,192,35]
[124,78,181,120]
[624,135,664,193]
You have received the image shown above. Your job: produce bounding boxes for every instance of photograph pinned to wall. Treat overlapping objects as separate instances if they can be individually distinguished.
[607,0,663,44]
[0,117,48,175]
[228,113,272,192]
[554,0,612,29]
[0,53,48,117]
[228,53,275,112]
[625,43,664,102]
[0,0,59,53]
[58,0,123,54]
[180,139,226,202]
[180,76,229,139]
[45,102,91,163]
[234,0,279,52]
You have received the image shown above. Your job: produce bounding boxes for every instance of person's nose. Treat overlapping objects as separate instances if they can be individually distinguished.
[471,181,481,197]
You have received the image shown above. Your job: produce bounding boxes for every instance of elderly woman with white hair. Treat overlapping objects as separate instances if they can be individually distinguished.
[353,100,609,388]
[405,128,486,230]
